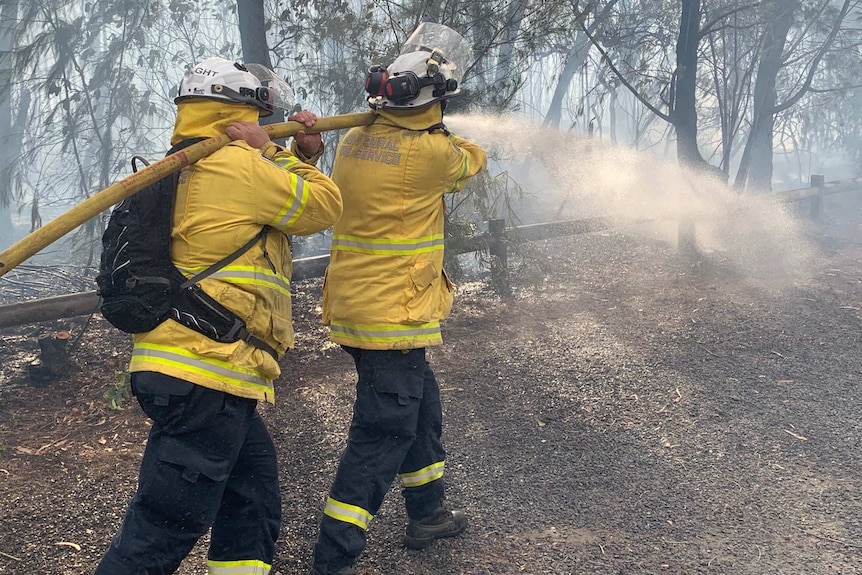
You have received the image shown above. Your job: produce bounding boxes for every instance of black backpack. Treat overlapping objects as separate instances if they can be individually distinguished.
[95,139,278,359]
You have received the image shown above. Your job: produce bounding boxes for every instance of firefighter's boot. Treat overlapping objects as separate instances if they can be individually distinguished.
[403,507,468,550]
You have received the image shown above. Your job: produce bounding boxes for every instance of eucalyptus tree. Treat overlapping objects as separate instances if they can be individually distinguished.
[733,0,856,191]
[576,0,860,191]
[673,0,858,188]
[541,0,621,131]
[801,28,862,171]
[700,1,758,176]
[0,0,26,242]
[5,0,167,263]
[580,0,724,171]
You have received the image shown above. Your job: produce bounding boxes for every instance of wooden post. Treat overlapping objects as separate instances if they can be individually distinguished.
[487,218,511,297]
[809,174,824,221]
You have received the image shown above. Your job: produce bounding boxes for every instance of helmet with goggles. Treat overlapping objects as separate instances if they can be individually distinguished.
[175,57,294,117]
[366,23,473,110]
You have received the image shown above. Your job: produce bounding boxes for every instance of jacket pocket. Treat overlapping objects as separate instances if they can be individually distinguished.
[206,281,256,324]
[405,260,440,324]
[270,307,294,350]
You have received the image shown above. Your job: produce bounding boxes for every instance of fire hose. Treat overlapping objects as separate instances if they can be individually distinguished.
[0,111,376,278]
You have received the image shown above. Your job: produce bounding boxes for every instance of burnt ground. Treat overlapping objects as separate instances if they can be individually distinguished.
[1,200,861,575]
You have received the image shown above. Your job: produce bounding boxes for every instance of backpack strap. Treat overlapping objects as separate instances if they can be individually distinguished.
[179,281,280,360]
[131,155,150,173]
[180,227,269,288]
[169,137,207,155]
[221,317,279,360]
[176,227,277,360]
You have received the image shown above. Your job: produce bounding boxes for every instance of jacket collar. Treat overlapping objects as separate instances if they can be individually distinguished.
[375,104,444,132]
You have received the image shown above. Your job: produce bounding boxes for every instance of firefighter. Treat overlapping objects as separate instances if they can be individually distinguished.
[310,24,488,575]
[94,57,342,575]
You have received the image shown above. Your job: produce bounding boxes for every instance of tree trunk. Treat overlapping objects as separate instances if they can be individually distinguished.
[544,0,619,130]
[236,0,285,125]
[544,34,592,129]
[0,0,19,244]
[671,0,710,169]
[494,0,528,87]
[734,1,797,191]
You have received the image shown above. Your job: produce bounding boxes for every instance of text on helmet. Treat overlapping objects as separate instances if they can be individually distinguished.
[193,66,218,77]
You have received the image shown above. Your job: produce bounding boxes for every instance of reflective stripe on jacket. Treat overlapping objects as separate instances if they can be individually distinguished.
[323,105,487,350]
[130,100,342,403]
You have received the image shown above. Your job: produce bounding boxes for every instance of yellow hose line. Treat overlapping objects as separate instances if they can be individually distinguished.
[0,111,375,277]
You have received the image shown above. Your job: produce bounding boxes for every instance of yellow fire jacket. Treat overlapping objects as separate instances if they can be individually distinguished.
[129,100,342,403]
[323,105,487,350]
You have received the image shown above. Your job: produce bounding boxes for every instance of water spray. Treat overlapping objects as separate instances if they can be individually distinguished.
[445,113,816,288]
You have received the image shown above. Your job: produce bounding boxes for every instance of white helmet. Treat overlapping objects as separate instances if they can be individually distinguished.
[175,57,294,117]
[366,23,473,110]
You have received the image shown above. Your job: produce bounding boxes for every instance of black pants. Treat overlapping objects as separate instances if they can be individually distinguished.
[312,347,447,573]
[94,372,281,575]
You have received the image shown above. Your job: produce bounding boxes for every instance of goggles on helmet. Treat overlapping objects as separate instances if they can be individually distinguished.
[243,63,295,114]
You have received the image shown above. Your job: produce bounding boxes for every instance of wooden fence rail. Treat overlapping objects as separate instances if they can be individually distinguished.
[773,175,862,219]
[0,255,330,329]
[1,174,861,329]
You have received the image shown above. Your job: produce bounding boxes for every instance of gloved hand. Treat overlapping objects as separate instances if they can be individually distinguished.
[289,110,323,157]
[226,121,271,149]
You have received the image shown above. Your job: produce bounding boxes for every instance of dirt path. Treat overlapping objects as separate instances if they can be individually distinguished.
[1,222,860,574]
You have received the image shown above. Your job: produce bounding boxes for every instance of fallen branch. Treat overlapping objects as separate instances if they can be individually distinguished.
[784,429,808,441]
[697,344,720,357]
[0,551,21,561]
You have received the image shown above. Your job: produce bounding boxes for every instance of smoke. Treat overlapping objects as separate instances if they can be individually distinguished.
[447,113,817,289]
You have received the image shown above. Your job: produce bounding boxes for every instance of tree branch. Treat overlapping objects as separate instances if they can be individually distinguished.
[579,22,672,124]
[773,0,852,114]
[699,0,763,38]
